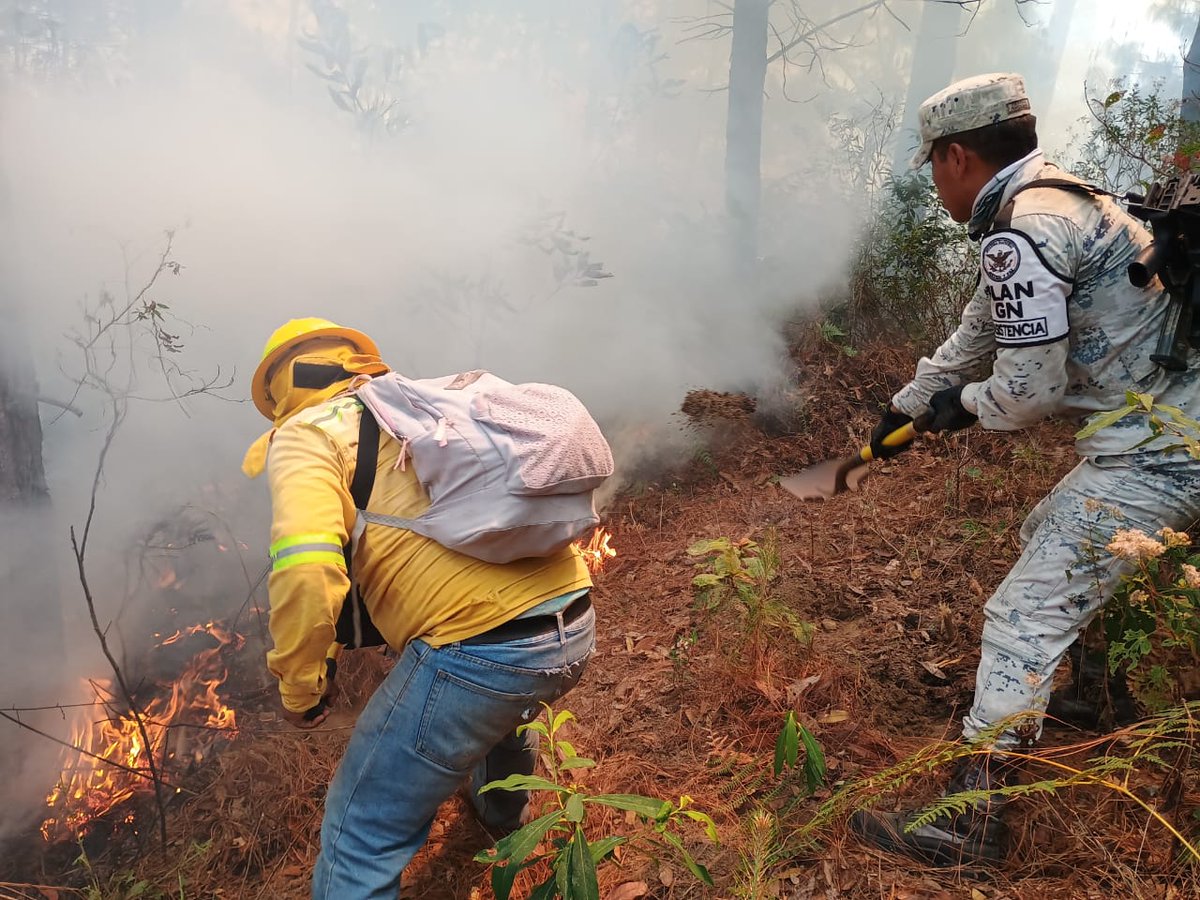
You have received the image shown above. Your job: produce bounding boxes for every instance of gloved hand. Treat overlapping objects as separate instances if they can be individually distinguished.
[282,657,339,730]
[870,407,915,460]
[928,385,978,433]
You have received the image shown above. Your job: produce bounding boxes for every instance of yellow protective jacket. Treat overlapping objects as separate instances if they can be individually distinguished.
[264,393,593,712]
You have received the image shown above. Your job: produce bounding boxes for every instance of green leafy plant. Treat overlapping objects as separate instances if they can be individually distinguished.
[1074,392,1200,711]
[474,704,718,900]
[843,172,977,350]
[1100,524,1200,712]
[1077,389,1200,460]
[1070,80,1200,193]
[729,712,828,898]
[773,711,827,790]
[688,532,812,649]
[817,320,858,357]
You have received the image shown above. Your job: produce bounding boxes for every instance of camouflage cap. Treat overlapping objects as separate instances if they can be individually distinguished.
[910,72,1032,169]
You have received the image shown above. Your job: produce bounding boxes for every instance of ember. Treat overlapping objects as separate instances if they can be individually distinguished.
[40,621,244,843]
[577,527,617,574]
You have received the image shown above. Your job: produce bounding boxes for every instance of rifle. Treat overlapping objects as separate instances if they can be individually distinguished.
[1126,173,1200,372]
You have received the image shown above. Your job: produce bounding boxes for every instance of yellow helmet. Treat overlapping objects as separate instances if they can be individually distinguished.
[251,317,379,419]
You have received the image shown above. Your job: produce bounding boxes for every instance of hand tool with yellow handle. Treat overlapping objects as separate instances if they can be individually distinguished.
[778,412,934,501]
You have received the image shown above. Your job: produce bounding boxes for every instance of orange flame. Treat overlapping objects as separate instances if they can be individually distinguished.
[40,621,243,842]
[577,528,616,575]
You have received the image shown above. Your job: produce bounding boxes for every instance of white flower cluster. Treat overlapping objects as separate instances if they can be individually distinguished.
[1106,528,1167,562]
[1182,563,1200,590]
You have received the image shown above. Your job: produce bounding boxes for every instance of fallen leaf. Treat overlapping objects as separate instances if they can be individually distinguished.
[786,674,821,704]
[755,679,782,703]
[818,709,850,724]
[920,661,949,681]
[608,882,650,900]
[658,864,675,887]
[970,889,987,900]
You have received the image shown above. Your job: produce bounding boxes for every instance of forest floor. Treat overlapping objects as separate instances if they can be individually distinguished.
[2,332,1198,899]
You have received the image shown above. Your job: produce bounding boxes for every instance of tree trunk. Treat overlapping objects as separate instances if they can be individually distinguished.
[1184,14,1200,124]
[1028,0,1077,118]
[0,116,46,505]
[893,3,966,172]
[0,170,62,708]
[0,326,48,505]
[724,0,769,272]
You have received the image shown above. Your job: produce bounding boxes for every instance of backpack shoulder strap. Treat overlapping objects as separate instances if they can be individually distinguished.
[991,178,1113,232]
[336,402,386,649]
[350,403,380,511]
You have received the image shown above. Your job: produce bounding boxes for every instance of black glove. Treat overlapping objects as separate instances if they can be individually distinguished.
[869,407,915,460]
[302,697,329,722]
[928,385,978,433]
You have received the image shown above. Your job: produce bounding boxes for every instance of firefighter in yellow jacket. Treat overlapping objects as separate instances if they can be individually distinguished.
[243,318,595,899]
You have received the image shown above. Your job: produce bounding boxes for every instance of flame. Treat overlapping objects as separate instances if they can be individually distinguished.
[577,528,616,574]
[40,621,244,842]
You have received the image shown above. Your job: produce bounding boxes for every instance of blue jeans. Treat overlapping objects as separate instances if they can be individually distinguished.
[312,604,596,899]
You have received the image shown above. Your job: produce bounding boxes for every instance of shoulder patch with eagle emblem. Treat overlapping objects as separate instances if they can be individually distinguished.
[980,229,1070,348]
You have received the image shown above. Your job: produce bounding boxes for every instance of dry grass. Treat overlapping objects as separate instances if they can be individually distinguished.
[4,333,1199,898]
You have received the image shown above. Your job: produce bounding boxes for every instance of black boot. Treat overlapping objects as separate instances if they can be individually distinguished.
[1045,641,1138,730]
[850,754,1012,868]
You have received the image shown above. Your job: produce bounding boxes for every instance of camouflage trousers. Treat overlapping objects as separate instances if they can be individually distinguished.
[963,453,1200,748]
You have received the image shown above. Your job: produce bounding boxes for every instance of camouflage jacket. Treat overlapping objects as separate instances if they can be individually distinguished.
[892,149,1200,458]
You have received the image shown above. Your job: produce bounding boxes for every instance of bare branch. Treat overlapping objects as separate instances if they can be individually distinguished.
[71,391,170,850]
[0,709,186,793]
[36,395,83,417]
[765,1,887,65]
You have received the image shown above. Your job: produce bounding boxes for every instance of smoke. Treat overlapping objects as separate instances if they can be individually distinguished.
[0,0,1190,844]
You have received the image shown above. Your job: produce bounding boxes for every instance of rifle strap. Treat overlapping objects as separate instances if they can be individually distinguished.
[991,178,1115,232]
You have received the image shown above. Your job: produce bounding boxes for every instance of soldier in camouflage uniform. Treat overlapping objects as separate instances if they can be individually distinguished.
[851,73,1200,867]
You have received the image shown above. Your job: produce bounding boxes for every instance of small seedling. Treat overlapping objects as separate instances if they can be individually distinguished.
[475,704,718,900]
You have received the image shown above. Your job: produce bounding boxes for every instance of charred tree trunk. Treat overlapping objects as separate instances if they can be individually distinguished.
[1184,15,1200,124]
[724,0,769,272]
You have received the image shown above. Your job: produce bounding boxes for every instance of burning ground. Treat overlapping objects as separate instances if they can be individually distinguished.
[1,334,1197,899]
